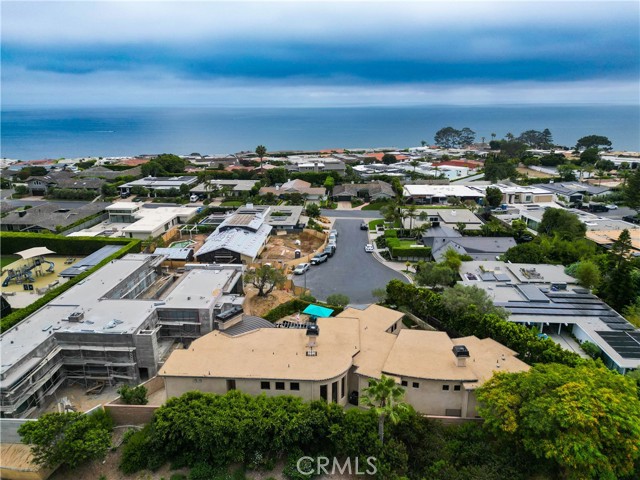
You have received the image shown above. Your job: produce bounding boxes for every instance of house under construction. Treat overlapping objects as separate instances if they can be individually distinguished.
[0,254,245,418]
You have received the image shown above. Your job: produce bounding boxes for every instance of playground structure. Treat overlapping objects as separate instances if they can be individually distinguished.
[1,247,57,287]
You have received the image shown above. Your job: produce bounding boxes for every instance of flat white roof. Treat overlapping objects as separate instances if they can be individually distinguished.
[403,185,484,198]
[122,206,198,234]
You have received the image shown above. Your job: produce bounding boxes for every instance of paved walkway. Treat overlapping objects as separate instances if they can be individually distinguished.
[549,333,591,358]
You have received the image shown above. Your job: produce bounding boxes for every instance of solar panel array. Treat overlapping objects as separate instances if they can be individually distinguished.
[597,331,640,359]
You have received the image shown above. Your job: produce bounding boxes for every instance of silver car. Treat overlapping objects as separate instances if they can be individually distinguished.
[293,263,310,275]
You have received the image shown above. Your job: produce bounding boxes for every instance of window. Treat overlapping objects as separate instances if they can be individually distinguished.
[260,381,270,390]
[442,385,450,391]
[275,382,285,390]
[290,382,300,391]
[341,377,345,398]
[226,379,236,391]
[401,380,408,387]
[453,385,461,391]
[320,384,328,401]
[332,381,338,403]
[412,382,419,388]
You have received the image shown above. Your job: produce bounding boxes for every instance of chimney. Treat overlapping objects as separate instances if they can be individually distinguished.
[452,345,470,367]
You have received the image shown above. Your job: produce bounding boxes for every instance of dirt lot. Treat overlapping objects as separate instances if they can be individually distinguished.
[261,231,324,262]
[516,167,553,178]
[243,286,297,317]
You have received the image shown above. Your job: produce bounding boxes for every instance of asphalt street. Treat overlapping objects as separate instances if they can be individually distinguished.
[293,218,407,305]
[320,209,382,219]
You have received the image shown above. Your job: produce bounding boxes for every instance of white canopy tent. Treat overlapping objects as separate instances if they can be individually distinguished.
[15,247,56,260]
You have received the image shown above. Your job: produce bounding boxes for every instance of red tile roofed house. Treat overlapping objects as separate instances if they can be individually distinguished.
[364,152,409,163]
[114,157,150,167]
[437,159,483,170]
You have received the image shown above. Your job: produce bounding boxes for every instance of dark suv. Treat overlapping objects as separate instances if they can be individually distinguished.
[310,253,329,265]
[323,246,335,257]
[360,222,368,230]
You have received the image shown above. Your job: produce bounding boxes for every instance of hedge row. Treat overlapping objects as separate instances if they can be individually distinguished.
[391,246,432,258]
[0,236,141,332]
[383,230,432,258]
[263,298,344,322]
[0,232,133,255]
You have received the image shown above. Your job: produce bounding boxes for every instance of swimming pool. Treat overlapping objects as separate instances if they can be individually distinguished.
[169,240,195,248]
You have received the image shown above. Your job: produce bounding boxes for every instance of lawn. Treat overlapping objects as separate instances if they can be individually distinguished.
[0,255,18,269]
[368,219,384,231]
[220,200,243,207]
[361,200,391,211]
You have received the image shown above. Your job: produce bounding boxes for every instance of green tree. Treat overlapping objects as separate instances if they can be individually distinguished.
[434,127,461,148]
[382,153,398,165]
[323,175,335,196]
[118,384,149,405]
[440,284,508,319]
[624,167,640,212]
[557,163,577,181]
[477,363,640,480]
[371,288,387,304]
[326,293,350,306]
[442,248,463,272]
[538,208,586,240]
[18,410,113,469]
[484,186,503,209]
[361,374,409,445]
[483,155,517,182]
[101,183,118,196]
[573,261,601,290]
[255,145,267,173]
[244,265,286,297]
[305,203,320,218]
[415,262,455,289]
[575,134,612,151]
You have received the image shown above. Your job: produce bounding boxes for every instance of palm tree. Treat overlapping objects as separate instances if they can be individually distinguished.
[406,205,418,236]
[491,133,496,141]
[505,132,515,141]
[409,159,420,173]
[361,375,409,445]
[255,145,267,173]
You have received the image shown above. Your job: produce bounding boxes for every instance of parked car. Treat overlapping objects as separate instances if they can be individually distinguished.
[623,214,640,225]
[330,229,338,237]
[323,246,335,257]
[310,253,329,265]
[328,234,337,243]
[364,244,374,253]
[293,263,310,275]
[605,204,618,210]
[328,241,337,251]
[360,221,368,230]
[189,194,199,202]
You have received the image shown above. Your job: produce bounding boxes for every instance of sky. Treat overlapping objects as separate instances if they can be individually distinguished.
[2,0,639,107]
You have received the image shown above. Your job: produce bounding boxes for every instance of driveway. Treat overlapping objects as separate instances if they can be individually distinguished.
[293,218,407,304]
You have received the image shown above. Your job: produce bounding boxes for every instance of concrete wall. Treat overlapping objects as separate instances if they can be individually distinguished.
[398,377,465,417]
[104,376,165,425]
[60,213,109,235]
[0,418,35,443]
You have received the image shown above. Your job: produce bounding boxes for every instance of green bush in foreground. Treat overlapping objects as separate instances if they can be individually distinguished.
[19,410,113,469]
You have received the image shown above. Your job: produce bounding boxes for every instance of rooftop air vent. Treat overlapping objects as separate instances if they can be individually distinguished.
[67,311,84,322]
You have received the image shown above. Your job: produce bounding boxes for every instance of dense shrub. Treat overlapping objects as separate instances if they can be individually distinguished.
[0,231,133,255]
[118,385,148,405]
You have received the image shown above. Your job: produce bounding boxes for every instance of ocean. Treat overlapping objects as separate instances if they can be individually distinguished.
[1,105,638,159]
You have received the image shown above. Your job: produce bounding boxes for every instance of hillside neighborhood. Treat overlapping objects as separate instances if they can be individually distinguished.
[1,134,640,480]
